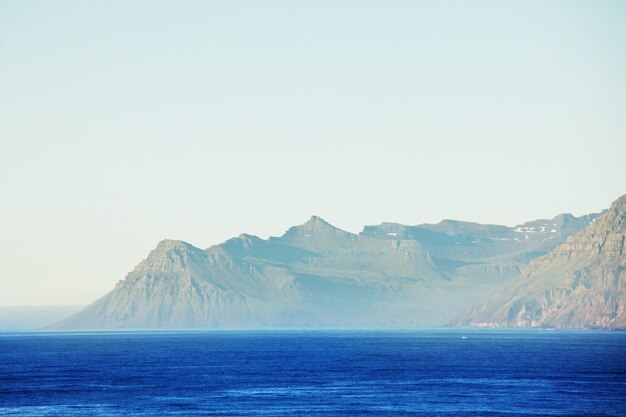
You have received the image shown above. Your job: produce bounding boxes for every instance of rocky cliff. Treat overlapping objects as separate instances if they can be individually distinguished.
[457,194,625,329]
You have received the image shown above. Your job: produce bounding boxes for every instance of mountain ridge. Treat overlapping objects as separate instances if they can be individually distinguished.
[52,207,607,329]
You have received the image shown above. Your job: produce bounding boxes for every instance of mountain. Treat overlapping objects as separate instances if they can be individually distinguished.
[53,210,601,329]
[457,194,625,329]
[53,240,302,328]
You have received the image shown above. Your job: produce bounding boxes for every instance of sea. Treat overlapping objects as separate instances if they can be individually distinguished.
[1,330,625,416]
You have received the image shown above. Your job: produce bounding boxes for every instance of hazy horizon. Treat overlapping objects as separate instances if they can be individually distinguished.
[2,1,625,305]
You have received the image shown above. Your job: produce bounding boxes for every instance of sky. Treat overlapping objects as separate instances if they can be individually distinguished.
[1,0,625,306]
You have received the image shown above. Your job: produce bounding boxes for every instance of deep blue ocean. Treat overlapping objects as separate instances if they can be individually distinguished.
[1,330,625,416]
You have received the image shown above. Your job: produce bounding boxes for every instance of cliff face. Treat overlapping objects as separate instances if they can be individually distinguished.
[458,195,625,329]
[53,208,603,329]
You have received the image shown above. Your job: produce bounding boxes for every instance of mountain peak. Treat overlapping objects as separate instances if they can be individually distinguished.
[610,193,626,212]
[236,233,261,241]
[280,215,353,241]
[535,196,625,266]
[300,215,344,233]
[216,233,262,248]
[305,215,331,227]
[142,239,205,271]
[155,239,195,251]
[552,213,575,224]
[594,193,626,233]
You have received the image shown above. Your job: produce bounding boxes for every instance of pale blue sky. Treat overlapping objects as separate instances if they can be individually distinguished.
[1,1,625,305]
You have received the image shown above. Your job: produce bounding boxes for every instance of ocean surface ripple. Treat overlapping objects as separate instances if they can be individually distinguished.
[1,330,625,416]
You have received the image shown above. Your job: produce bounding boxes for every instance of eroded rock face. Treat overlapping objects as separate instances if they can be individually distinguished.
[459,194,626,329]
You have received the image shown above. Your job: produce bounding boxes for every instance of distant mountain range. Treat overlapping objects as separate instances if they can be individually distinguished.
[52,202,610,329]
[458,194,625,329]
